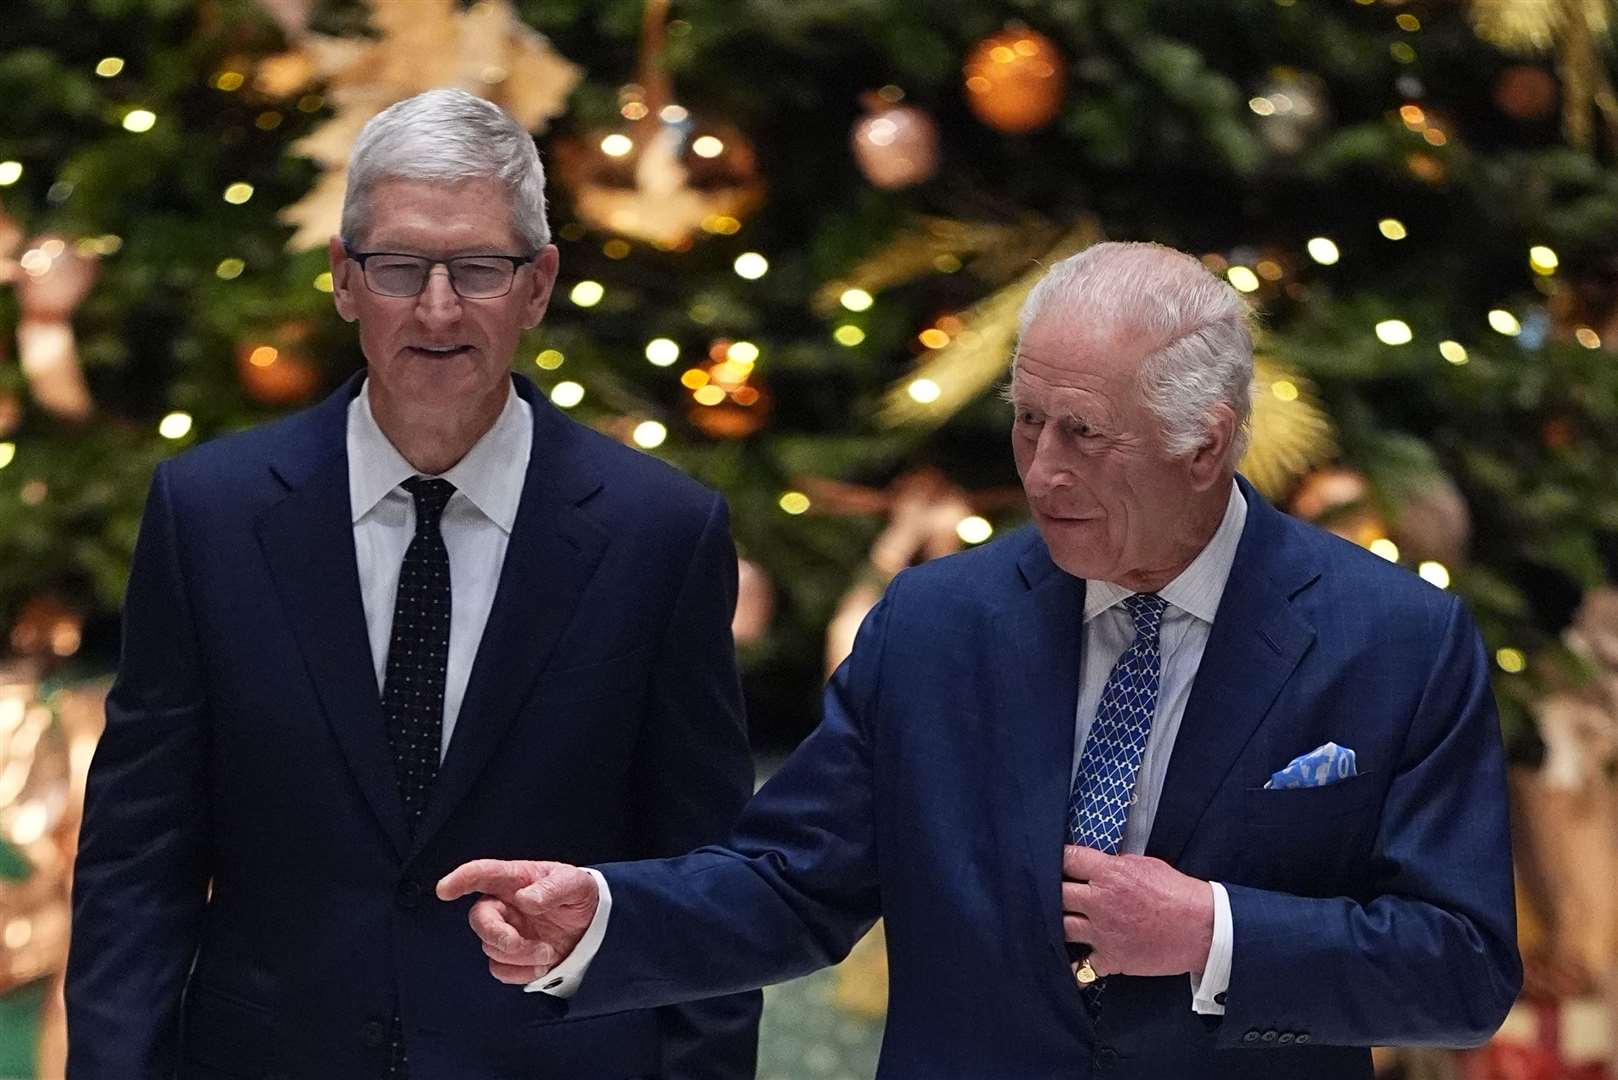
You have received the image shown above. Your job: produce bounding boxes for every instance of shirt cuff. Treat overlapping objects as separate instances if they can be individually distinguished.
[1188,880,1232,1015]
[524,867,612,998]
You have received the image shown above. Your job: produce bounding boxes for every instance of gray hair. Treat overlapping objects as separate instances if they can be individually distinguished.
[1016,241,1255,461]
[341,88,551,251]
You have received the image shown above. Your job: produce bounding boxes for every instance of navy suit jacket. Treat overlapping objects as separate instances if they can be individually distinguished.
[67,372,760,1080]
[569,476,1520,1079]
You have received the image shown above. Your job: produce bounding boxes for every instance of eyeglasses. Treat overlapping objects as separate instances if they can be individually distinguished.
[342,241,536,299]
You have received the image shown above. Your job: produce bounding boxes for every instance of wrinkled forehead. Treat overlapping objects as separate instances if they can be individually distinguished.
[1011,313,1161,397]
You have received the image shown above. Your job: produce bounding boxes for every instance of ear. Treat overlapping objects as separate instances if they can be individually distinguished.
[328,235,359,323]
[518,245,561,330]
[1186,401,1238,491]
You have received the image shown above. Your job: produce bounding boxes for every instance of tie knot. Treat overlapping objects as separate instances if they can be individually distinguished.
[402,476,456,523]
[1122,592,1167,632]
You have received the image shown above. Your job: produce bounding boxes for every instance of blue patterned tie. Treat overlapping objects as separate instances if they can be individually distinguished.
[1066,592,1168,1009]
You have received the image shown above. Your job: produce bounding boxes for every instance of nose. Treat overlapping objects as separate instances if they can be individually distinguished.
[413,266,464,329]
[1021,424,1074,501]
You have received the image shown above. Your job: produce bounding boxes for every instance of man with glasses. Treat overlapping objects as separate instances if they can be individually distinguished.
[67,88,760,1080]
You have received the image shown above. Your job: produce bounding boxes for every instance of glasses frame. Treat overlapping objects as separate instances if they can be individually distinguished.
[340,240,537,299]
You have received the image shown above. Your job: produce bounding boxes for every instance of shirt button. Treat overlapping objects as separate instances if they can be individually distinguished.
[396,877,424,910]
[1213,991,1227,1006]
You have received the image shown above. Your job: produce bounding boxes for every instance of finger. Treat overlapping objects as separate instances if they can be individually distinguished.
[1086,949,1113,978]
[1061,881,1095,915]
[437,859,536,901]
[469,898,523,952]
[1062,844,1110,881]
[1063,914,1094,943]
[488,959,546,986]
[510,872,591,918]
[482,937,553,968]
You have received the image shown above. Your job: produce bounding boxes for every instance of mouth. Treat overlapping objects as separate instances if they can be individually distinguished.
[406,344,476,360]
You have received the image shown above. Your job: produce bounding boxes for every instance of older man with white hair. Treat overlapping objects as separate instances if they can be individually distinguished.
[67,89,760,1080]
[441,241,1521,1079]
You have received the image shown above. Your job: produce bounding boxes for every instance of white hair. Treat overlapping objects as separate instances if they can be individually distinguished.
[1016,241,1255,461]
[341,88,550,251]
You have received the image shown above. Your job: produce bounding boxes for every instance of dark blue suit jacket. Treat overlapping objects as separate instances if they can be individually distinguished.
[67,372,760,1080]
[571,476,1520,1079]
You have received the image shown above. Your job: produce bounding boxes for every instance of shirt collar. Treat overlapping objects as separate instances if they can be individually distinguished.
[1082,480,1248,625]
[346,377,531,533]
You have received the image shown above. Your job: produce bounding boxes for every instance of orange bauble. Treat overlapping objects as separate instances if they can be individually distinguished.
[962,27,1066,133]
[236,321,323,406]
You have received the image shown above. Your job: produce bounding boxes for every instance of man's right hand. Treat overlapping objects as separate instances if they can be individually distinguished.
[436,860,599,985]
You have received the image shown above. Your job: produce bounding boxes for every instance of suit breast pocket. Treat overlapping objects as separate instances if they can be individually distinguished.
[1240,769,1383,827]
[530,643,653,705]
[1233,772,1383,892]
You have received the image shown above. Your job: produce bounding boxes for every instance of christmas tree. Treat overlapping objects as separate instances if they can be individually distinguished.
[5,0,1618,1073]
[3,0,1616,749]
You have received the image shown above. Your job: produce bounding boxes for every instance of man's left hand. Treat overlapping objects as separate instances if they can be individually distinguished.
[1061,845,1214,978]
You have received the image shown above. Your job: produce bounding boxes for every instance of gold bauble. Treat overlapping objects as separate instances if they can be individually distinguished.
[962,27,1066,134]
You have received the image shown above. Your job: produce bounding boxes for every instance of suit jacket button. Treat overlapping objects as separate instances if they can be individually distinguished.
[1277,1032,1294,1045]
[1243,1030,1261,1043]
[1295,1033,1311,1045]
[362,1019,388,1048]
[1093,1046,1119,1069]
[1261,1029,1278,1042]
[397,877,424,910]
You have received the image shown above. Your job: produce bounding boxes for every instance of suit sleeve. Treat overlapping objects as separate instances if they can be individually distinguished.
[633,493,762,1080]
[564,561,892,1021]
[66,463,212,1078]
[1219,593,1522,1048]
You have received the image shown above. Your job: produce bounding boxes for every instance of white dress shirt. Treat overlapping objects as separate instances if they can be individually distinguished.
[348,378,531,762]
[543,484,1249,1007]
[1074,481,1246,1014]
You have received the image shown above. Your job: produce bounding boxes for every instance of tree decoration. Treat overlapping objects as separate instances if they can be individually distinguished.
[1389,473,1472,567]
[1495,64,1561,120]
[1470,0,1618,150]
[962,26,1067,133]
[236,321,324,406]
[1286,466,1388,548]
[807,469,1022,674]
[5,234,96,422]
[553,0,762,248]
[811,216,1065,316]
[732,557,774,647]
[270,0,582,250]
[850,93,939,190]
[878,221,1103,428]
[0,666,108,1075]
[1251,68,1330,155]
[1238,357,1337,501]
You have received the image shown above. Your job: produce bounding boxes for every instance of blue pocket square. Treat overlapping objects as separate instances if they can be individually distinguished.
[1265,741,1357,789]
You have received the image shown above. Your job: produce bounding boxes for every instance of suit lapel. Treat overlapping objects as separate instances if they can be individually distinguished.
[408,377,609,857]
[1145,481,1319,867]
[993,538,1085,974]
[256,374,413,859]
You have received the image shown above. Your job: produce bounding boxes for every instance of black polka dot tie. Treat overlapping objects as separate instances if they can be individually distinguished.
[382,476,455,829]
[380,477,454,1080]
